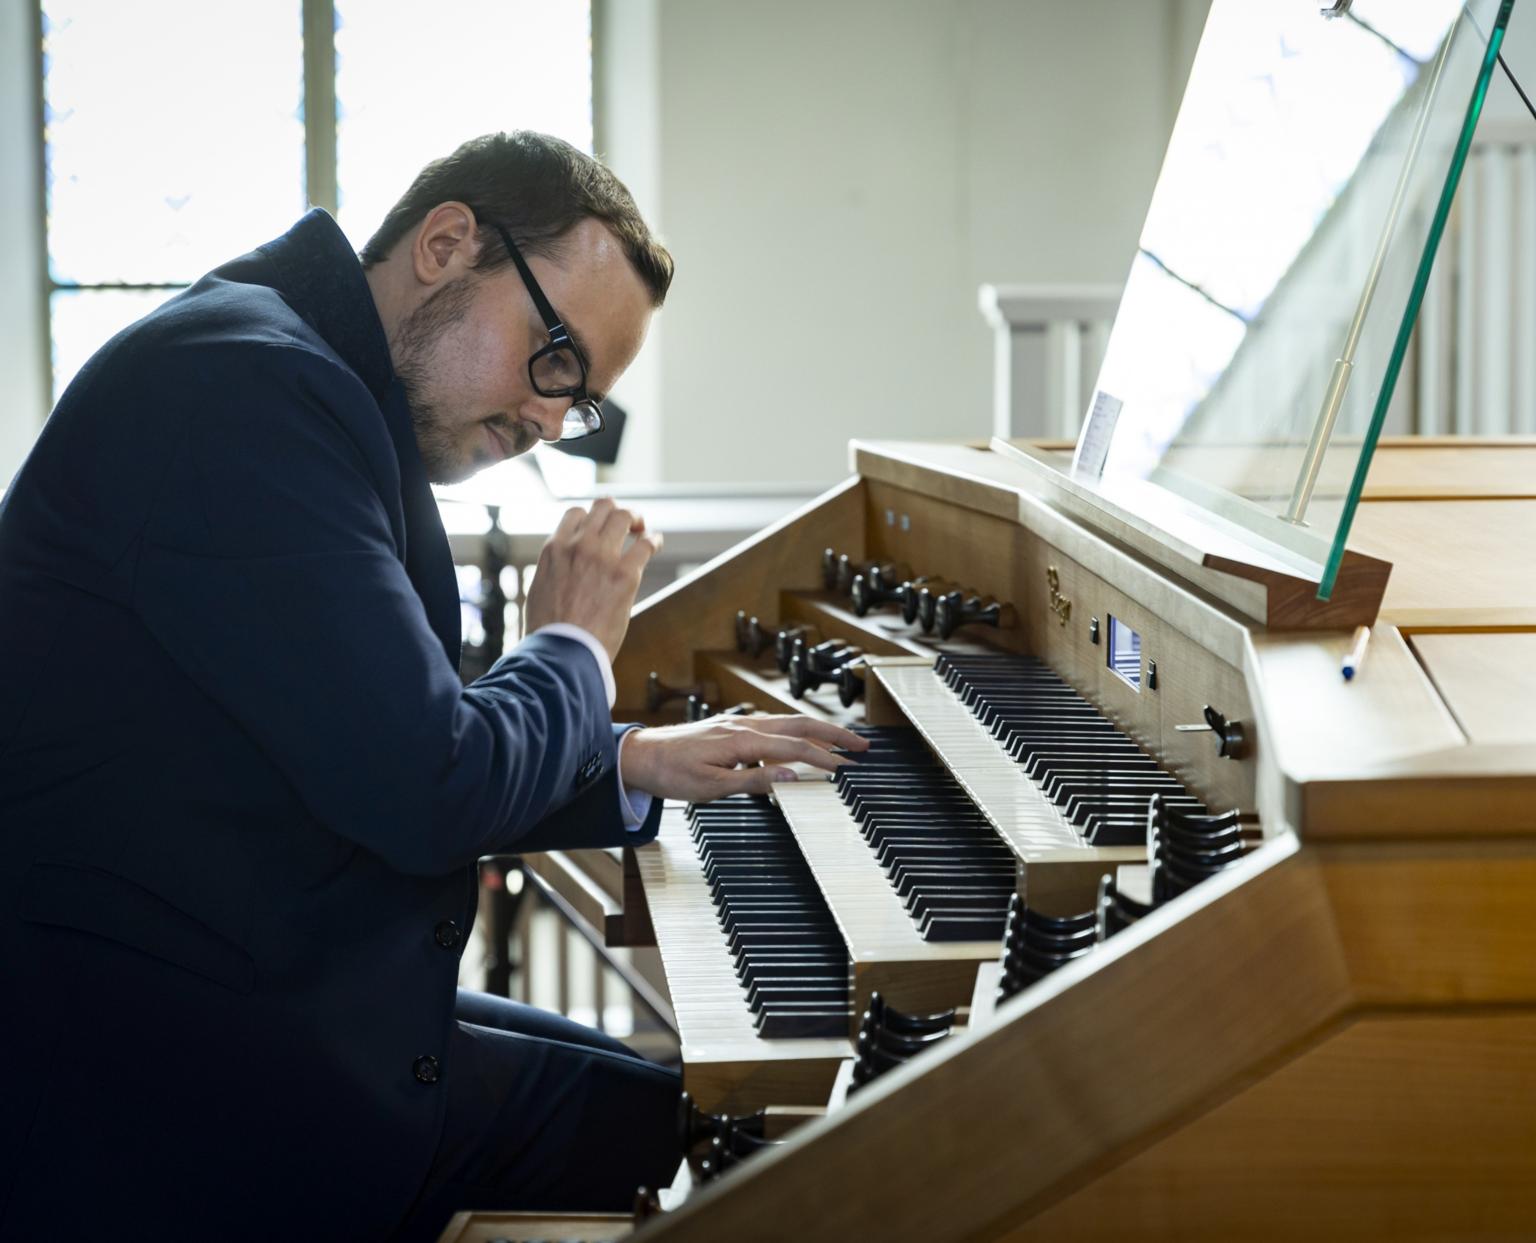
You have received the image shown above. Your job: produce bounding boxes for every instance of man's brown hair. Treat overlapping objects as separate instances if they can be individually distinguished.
[359,130,673,306]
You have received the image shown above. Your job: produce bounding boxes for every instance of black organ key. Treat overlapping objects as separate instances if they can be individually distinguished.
[832,727,1016,943]
[932,652,1212,840]
[687,795,852,1039]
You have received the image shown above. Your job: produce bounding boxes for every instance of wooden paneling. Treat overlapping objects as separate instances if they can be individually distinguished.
[1352,498,1536,629]
[1246,627,1464,782]
[1319,838,1536,1004]
[1410,631,1536,744]
[1015,536,1258,818]
[603,440,1536,1242]
[1009,1011,1536,1241]
[616,479,865,711]
[862,480,1033,659]
[1363,439,1536,499]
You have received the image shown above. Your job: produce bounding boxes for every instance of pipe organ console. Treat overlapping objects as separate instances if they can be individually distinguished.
[480,435,1536,1243]
[440,4,1536,1238]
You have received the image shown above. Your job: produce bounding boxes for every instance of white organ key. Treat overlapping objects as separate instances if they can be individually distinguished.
[634,804,850,1112]
[872,663,1134,862]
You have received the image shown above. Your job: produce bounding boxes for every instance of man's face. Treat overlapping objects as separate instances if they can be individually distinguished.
[394,217,653,484]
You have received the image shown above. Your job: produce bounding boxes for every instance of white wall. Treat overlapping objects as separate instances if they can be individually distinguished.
[593,0,665,486]
[603,0,1208,486]
[0,0,1208,491]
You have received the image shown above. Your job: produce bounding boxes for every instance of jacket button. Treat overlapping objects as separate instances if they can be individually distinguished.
[413,1055,440,1084]
[433,920,462,950]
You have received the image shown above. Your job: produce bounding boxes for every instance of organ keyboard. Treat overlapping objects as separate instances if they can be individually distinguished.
[633,803,850,1113]
[474,432,1536,1243]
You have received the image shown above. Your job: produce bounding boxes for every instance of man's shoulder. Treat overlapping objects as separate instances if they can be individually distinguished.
[131,275,368,396]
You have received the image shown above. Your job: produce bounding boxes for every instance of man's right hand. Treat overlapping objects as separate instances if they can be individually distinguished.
[523,498,662,661]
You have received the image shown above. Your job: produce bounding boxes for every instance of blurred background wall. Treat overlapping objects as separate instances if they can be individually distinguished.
[4,0,1535,494]
[594,0,1209,486]
[0,0,1211,493]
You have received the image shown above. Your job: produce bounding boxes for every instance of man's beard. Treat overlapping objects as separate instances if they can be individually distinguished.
[392,277,535,484]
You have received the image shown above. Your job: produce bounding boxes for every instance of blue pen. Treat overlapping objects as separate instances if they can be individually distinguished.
[1342,625,1370,681]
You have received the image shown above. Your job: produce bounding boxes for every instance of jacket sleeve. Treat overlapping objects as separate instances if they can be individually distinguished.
[131,341,628,875]
[508,730,665,856]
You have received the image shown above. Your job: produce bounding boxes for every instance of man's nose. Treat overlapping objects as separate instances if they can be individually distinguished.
[525,393,571,443]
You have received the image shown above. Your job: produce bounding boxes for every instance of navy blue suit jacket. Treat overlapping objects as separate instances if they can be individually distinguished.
[0,210,661,1239]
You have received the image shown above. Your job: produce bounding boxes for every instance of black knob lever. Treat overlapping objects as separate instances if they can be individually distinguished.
[866,991,955,1037]
[633,1187,664,1222]
[934,591,1014,641]
[774,624,815,672]
[678,1091,767,1151]
[850,565,907,617]
[914,584,963,633]
[821,547,842,591]
[822,549,874,595]
[837,661,865,707]
[1175,705,1249,760]
[788,638,861,699]
[734,610,775,658]
[646,671,703,712]
[823,548,904,598]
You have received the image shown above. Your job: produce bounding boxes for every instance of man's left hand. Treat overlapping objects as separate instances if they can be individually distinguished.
[620,715,871,803]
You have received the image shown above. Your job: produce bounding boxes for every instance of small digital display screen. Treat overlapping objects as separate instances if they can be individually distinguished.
[1108,616,1141,690]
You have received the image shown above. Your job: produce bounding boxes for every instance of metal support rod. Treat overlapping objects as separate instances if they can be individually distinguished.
[302,0,338,215]
[1283,20,1456,525]
[593,947,607,1033]
[30,0,51,413]
[556,916,571,1016]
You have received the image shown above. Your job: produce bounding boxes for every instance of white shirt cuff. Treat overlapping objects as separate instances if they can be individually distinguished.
[530,622,616,709]
[616,726,654,830]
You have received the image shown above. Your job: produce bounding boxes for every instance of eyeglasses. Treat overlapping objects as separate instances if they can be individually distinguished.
[494,225,604,441]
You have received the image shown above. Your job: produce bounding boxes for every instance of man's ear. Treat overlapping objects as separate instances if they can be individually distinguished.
[411,202,480,289]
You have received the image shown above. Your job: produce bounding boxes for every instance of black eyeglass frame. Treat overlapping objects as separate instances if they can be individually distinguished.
[494,224,604,440]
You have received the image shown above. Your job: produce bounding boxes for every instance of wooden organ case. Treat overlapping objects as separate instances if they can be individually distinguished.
[488,433,1536,1243]
[443,3,1536,1238]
